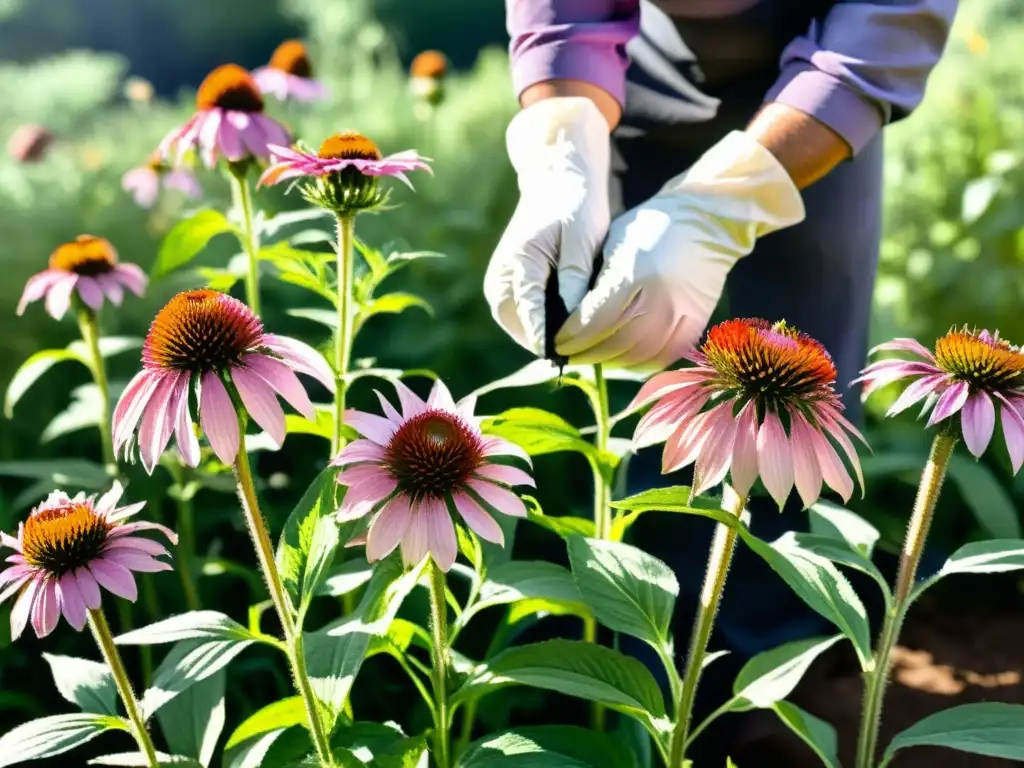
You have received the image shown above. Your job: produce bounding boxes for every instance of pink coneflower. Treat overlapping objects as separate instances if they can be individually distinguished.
[17,235,147,319]
[122,153,201,208]
[112,289,334,472]
[0,483,175,640]
[332,379,533,571]
[632,318,865,509]
[253,40,327,102]
[855,328,1024,469]
[159,64,291,169]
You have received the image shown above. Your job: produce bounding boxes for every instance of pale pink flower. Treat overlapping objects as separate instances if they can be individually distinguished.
[252,40,327,102]
[854,328,1024,470]
[112,289,334,473]
[17,235,147,319]
[0,482,176,640]
[332,380,534,572]
[159,64,291,169]
[122,154,201,209]
[632,318,866,509]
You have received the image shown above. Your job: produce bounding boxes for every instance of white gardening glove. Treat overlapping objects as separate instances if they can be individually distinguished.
[554,130,806,370]
[484,97,611,356]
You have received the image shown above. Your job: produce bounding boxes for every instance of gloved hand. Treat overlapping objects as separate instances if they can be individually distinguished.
[484,97,611,357]
[554,130,806,370]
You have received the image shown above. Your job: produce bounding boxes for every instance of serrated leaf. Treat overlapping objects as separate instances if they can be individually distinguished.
[141,638,253,718]
[459,726,638,767]
[115,611,253,645]
[772,702,839,768]
[42,653,117,716]
[4,348,84,418]
[152,209,236,279]
[0,713,126,767]
[482,408,597,458]
[567,536,677,651]
[881,702,1024,765]
[276,466,340,616]
[730,635,843,710]
[155,669,225,767]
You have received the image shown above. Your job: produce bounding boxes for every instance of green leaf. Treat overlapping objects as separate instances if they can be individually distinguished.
[525,499,596,540]
[88,754,203,766]
[305,557,424,718]
[881,702,1024,765]
[482,408,597,458]
[453,639,667,735]
[286,411,334,441]
[939,539,1024,576]
[41,384,104,442]
[476,560,585,614]
[4,348,83,418]
[730,635,844,711]
[459,726,639,767]
[276,466,340,616]
[155,669,225,767]
[329,722,428,768]
[115,611,254,645]
[772,702,839,768]
[141,638,254,718]
[0,713,126,767]
[609,486,739,540]
[317,559,374,598]
[363,292,433,319]
[567,536,677,651]
[0,459,110,490]
[807,501,880,559]
[225,697,306,751]
[67,336,143,362]
[260,208,332,239]
[152,209,236,279]
[783,532,890,599]
[287,308,337,331]
[42,653,117,716]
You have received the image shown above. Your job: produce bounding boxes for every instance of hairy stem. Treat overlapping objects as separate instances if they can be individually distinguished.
[855,433,956,768]
[88,608,159,768]
[668,485,746,767]
[332,214,357,457]
[75,305,115,473]
[230,168,261,316]
[429,562,452,768]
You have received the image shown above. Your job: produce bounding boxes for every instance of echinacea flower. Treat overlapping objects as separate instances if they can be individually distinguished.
[0,483,175,640]
[253,40,327,102]
[632,318,865,509]
[409,50,448,105]
[333,379,533,571]
[159,64,291,169]
[17,235,147,319]
[855,328,1024,469]
[122,153,201,209]
[258,131,431,214]
[113,289,334,472]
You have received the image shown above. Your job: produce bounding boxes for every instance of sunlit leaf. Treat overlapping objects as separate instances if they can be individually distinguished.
[881,702,1024,765]
[42,653,117,716]
[155,670,225,767]
[0,713,127,767]
[152,209,236,279]
[4,348,84,418]
[482,407,596,458]
[772,702,839,768]
[460,726,638,767]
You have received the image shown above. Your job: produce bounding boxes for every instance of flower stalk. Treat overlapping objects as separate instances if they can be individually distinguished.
[88,608,159,768]
[229,166,262,316]
[428,561,451,768]
[855,433,956,768]
[75,303,116,473]
[668,484,746,768]
[234,426,335,767]
[332,214,357,456]
[168,465,201,611]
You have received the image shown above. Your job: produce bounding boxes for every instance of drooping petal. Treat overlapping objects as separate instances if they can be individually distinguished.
[44,274,78,319]
[450,493,502,545]
[662,404,722,475]
[927,380,970,426]
[138,372,185,473]
[466,479,527,518]
[113,370,161,457]
[960,390,996,458]
[74,567,102,610]
[74,276,104,310]
[728,402,759,497]
[174,374,200,468]
[366,496,413,562]
[886,373,948,417]
[868,338,936,361]
[627,369,711,412]
[338,474,398,523]
[17,270,66,315]
[57,572,87,631]
[232,366,286,447]
[262,334,335,392]
[995,393,1024,474]
[691,408,739,498]
[424,498,458,572]
[400,502,430,567]
[33,577,59,638]
[89,559,138,601]
[244,354,314,420]
[199,371,240,465]
[632,386,711,450]
[197,109,223,167]
[789,411,825,509]
[217,111,246,160]
[10,576,40,640]
[474,463,535,488]
[104,537,169,558]
[810,428,854,502]
[756,410,794,510]
[112,263,147,297]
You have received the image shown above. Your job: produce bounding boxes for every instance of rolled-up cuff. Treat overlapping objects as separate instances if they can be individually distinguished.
[766,62,884,156]
[512,42,628,107]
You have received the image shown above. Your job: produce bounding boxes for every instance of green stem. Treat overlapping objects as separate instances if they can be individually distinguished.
[75,305,115,473]
[429,562,451,768]
[668,486,746,768]
[230,167,261,316]
[88,608,159,768]
[234,436,336,767]
[169,467,201,611]
[332,214,357,456]
[855,433,956,768]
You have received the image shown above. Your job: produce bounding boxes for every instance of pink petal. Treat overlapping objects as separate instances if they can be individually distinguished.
[218,112,246,160]
[345,409,399,445]
[332,439,386,466]
[95,481,125,516]
[1,531,23,552]
[691,407,739,498]
[474,463,535,488]
[961,390,995,458]
[57,572,87,631]
[44,274,78,319]
[102,552,172,573]
[424,498,458,571]
[869,338,935,361]
[104,537,169,557]
[662,404,721,475]
[337,473,398,523]
[789,411,825,509]
[392,379,427,420]
[138,372,185,473]
[74,567,102,610]
[17,270,65,315]
[456,394,478,422]
[729,402,759,497]
[197,109,223,167]
[366,496,413,562]
[756,410,794,510]
[337,463,390,487]
[466,479,527,518]
[0,572,31,606]
[632,386,711,450]
[108,521,177,545]
[927,380,970,426]
[452,493,504,545]
[232,366,286,447]
[480,436,532,467]
[244,354,314,420]
[400,501,430,567]
[112,263,147,296]
[263,334,335,392]
[996,393,1024,474]
[113,370,161,458]
[105,501,146,523]
[174,374,200,468]
[886,374,947,417]
[199,371,240,465]
[628,369,710,411]
[89,559,138,601]
[33,578,59,638]
[10,576,40,640]
[75,276,104,310]
[95,274,124,306]
[810,428,854,502]
[815,408,867,495]
[374,390,403,423]
[427,380,457,411]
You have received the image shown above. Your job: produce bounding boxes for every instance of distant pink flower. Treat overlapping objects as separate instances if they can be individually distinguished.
[632,318,866,509]
[113,289,333,473]
[17,235,147,319]
[7,124,54,163]
[0,483,176,640]
[252,40,327,102]
[854,328,1024,470]
[122,155,201,208]
[333,379,533,571]
[159,64,291,169]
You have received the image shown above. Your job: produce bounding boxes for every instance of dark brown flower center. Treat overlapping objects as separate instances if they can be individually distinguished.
[934,328,1024,391]
[701,318,837,410]
[410,50,447,79]
[384,411,485,502]
[143,289,264,372]
[318,131,382,161]
[269,40,313,78]
[49,235,118,276]
[196,64,264,112]
[22,503,111,575]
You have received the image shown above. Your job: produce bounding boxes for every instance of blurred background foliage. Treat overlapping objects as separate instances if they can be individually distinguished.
[1,0,1023,758]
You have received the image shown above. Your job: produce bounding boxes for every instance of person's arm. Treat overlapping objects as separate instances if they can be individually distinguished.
[507,1,641,129]
[752,0,957,188]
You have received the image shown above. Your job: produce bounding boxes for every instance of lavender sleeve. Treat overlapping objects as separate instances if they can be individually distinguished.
[767,0,957,154]
[506,1,640,107]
